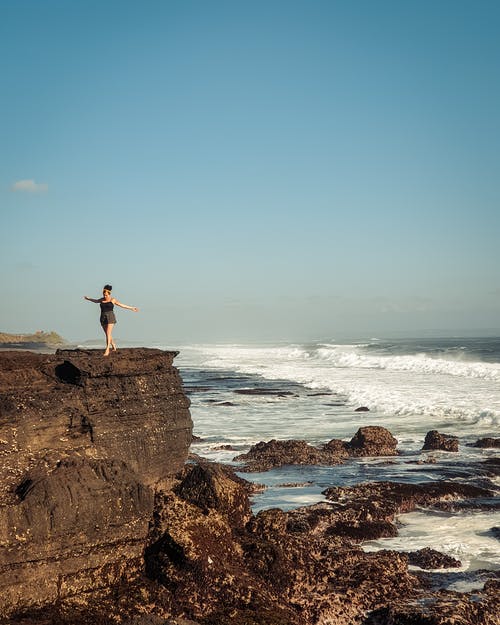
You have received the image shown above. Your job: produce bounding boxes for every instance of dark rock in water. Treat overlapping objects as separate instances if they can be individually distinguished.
[234,438,348,472]
[355,406,370,412]
[234,388,296,396]
[211,443,235,450]
[217,401,236,406]
[366,578,499,625]
[346,426,398,456]
[423,430,459,452]
[235,426,399,471]
[323,480,494,520]
[407,547,461,569]
[469,437,500,448]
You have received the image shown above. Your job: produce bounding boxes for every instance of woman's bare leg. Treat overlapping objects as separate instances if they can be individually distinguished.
[103,323,115,356]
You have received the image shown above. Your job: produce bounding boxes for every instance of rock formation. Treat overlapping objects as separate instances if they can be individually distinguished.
[422,429,459,452]
[0,349,192,617]
[0,351,497,625]
[470,437,500,448]
[234,425,398,471]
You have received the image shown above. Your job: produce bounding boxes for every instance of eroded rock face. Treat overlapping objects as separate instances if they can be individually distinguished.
[0,348,192,617]
[423,430,459,452]
[2,458,499,625]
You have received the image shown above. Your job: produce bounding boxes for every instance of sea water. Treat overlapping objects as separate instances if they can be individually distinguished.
[167,337,499,588]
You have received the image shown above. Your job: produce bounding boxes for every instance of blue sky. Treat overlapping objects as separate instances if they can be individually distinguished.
[1,0,499,344]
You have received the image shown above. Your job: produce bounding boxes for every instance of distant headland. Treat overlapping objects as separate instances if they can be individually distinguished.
[0,330,67,350]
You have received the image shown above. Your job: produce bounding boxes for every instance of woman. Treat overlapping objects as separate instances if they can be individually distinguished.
[83,284,139,356]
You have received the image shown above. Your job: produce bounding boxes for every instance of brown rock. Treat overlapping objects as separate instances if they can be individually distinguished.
[234,438,347,472]
[407,547,461,569]
[175,462,252,527]
[0,348,192,618]
[423,430,459,452]
[346,426,399,456]
[470,437,500,448]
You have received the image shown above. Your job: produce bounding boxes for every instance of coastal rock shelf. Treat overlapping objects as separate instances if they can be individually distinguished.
[0,349,498,624]
[0,348,192,615]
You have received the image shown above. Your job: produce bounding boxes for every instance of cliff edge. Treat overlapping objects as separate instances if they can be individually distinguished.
[0,348,192,615]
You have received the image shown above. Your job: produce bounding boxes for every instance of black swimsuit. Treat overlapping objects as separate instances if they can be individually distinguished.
[100,300,116,325]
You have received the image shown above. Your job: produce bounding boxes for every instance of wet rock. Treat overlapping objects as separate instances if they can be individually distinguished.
[423,430,459,452]
[366,580,500,625]
[276,481,314,488]
[355,406,370,412]
[323,480,494,521]
[234,388,296,396]
[346,426,399,456]
[234,438,347,472]
[211,443,235,450]
[407,547,461,569]
[469,437,500,448]
[234,427,399,471]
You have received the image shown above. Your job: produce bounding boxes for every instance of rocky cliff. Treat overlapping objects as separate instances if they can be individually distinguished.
[0,350,498,625]
[0,349,192,616]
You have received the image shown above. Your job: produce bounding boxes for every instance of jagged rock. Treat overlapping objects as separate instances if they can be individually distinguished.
[0,349,192,618]
[145,466,422,625]
[323,480,494,522]
[234,426,399,471]
[175,462,252,527]
[469,437,500,448]
[234,438,347,472]
[423,430,459,452]
[1,350,497,625]
[407,547,461,569]
[346,426,398,456]
[366,579,500,624]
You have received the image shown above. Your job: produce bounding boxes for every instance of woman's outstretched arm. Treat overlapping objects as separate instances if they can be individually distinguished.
[113,299,139,312]
[83,296,102,303]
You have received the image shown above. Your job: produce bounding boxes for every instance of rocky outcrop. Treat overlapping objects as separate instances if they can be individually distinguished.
[469,437,500,448]
[2,456,498,625]
[0,349,192,617]
[345,425,398,456]
[422,430,459,452]
[234,426,398,471]
[407,547,461,570]
[1,353,498,625]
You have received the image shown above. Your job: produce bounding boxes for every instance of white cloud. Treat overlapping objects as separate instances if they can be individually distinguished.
[11,179,48,193]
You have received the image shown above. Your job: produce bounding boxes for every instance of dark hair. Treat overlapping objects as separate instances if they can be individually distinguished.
[103,284,113,292]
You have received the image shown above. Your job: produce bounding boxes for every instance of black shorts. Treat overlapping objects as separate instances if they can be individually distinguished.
[100,311,117,325]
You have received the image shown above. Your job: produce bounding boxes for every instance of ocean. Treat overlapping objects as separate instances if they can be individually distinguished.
[167,336,500,590]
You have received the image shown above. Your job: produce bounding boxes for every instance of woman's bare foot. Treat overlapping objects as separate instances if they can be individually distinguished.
[112,341,117,351]
[103,349,110,357]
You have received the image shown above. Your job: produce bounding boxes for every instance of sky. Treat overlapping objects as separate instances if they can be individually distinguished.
[1,0,499,344]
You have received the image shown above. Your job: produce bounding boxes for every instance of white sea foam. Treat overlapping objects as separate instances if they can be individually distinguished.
[363,509,500,577]
[178,342,500,431]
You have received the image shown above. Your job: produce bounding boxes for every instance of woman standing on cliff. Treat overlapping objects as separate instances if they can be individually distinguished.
[83,285,139,356]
